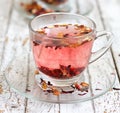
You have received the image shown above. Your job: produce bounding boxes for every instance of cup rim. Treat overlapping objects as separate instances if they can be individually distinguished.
[29,12,96,39]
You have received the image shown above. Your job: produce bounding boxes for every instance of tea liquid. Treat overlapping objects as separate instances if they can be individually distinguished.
[32,24,94,79]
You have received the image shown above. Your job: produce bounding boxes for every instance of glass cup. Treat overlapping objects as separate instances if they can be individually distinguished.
[29,13,113,86]
[39,0,70,12]
[14,0,53,19]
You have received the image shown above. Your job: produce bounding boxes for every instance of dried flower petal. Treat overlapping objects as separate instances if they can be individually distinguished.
[113,87,120,90]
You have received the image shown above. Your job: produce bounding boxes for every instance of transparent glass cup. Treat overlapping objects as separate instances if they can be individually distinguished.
[29,13,113,86]
[39,0,70,12]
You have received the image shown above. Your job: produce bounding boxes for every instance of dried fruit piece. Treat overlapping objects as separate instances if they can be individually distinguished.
[80,82,89,87]
[80,82,89,92]
[74,83,81,90]
[41,80,48,89]
[34,70,39,75]
[78,93,87,96]
[74,82,89,92]
[52,88,60,96]
[113,87,120,90]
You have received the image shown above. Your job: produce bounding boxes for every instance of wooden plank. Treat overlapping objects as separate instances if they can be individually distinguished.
[88,53,120,113]
[26,100,60,113]
[60,0,117,112]
[97,0,120,79]
[0,0,119,113]
[60,0,95,113]
[0,0,12,37]
[88,0,120,113]
[60,102,94,113]
[0,0,21,113]
[0,0,13,66]
[60,0,115,111]
[0,0,29,112]
[25,51,59,113]
[61,0,120,113]
[25,1,79,113]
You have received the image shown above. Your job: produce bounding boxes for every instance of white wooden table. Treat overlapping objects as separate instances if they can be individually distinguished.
[0,0,120,113]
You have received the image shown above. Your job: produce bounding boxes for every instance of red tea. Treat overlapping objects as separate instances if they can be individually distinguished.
[32,24,94,79]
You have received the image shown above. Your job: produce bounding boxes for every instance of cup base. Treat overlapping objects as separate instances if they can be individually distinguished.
[35,73,85,87]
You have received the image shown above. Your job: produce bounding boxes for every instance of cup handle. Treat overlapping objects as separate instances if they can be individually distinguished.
[89,31,113,64]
